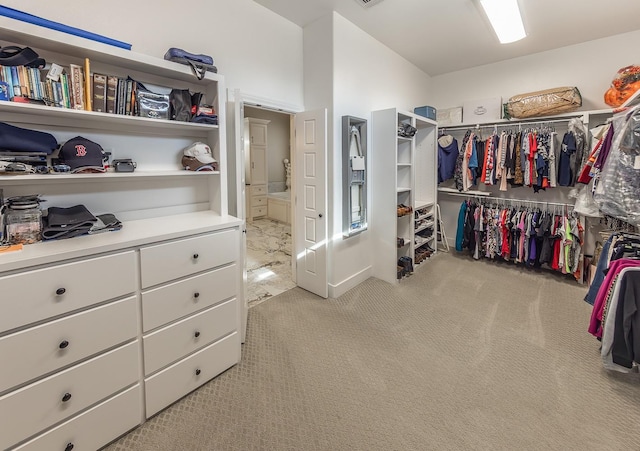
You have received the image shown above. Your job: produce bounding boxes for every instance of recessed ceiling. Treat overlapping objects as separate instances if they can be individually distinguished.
[253,0,640,76]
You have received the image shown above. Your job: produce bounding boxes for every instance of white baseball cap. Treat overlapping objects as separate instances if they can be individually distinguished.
[182,142,216,164]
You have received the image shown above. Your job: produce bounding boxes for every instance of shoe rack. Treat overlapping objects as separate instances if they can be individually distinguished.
[371,108,438,284]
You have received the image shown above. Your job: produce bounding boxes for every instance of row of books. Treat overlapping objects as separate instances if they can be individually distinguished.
[0,59,141,115]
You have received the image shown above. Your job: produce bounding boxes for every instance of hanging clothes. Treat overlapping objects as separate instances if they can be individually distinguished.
[437,134,459,183]
[454,199,583,280]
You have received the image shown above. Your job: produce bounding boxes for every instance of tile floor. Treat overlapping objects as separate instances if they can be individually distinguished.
[246,218,295,307]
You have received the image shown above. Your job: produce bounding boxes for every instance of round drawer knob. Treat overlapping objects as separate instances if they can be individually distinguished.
[65,443,75,451]
[62,392,72,403]
[56,288,66,296]
[194,331,201,338]
[193,253,199,260]
[59,340,69,349]
[194,292,200,299]
[195,369,201,376]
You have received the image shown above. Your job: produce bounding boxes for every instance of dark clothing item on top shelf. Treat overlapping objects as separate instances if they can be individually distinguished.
[437,135,459,184]
[42,205,97,240]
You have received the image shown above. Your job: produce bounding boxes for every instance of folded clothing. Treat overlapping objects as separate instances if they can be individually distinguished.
[89,213,123,234]
[42,204,96,240]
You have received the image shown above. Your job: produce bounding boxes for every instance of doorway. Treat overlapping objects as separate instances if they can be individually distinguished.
[243,105,296,307]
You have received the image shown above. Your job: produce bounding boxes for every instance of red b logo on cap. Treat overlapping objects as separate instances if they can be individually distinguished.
[75,145,87,157]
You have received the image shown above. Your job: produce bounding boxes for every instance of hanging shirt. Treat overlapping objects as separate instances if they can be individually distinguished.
[558,132,576,186]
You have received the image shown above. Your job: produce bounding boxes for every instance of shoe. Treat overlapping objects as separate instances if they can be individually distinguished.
[397,237,405,248]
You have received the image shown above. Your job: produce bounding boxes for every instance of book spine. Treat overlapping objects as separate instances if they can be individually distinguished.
[10,66,20,97]
[124,79,132,115]
[4,66,14,99]
[52,81,60,106]
[106,75,117,114]
[83,57,92,111]
[60,73,70,108]
[92,73,107,112]
[19,66,29,97]
[69,64,84,110]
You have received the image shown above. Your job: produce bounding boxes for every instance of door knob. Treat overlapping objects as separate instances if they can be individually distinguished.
[62,392,72,402]
[59,340,69,349]
[195,369,201,376]
[318,213,323,218]
[65,443,74,451]
[56,288,66,296]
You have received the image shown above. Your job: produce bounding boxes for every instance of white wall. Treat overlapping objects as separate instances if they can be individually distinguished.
[429,29,640,112]
[326,12,432,296]
[4,0,304,106]
[244,107,291,189]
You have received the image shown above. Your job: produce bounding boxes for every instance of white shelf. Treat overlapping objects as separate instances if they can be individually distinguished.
[397,163,411,168]
[0,17,222,87]
[397,136,413,142]
[415,200,434,210]
[0,211,241,273]
[397,187,411,193]
[0,100,218,135]
[0,170,218,185]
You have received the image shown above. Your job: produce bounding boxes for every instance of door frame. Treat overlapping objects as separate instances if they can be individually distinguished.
[229,90,304,338]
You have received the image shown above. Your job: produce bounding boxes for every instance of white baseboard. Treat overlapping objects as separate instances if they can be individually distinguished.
[328,265,372,298]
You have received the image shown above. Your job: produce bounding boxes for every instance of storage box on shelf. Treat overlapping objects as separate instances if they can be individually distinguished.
[371,108,438,284]
[0,16,242,451]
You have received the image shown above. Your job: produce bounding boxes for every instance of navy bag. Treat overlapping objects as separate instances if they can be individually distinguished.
[0,122,58,154]
[164,48,217,80]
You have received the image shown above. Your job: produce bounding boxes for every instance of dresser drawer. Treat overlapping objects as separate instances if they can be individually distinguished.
[143,298,237,375]
[142,264,237,332]
[251,206,267,217]
[140,229,239,288]
[0,296,137,394]
[0,251,136,333]
[250,184,267,196]
[145,332,239,417]
[0,341,138,450]
[252,195,267,206]
[14,384,141,451]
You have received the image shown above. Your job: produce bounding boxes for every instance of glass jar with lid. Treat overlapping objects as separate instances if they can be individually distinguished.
[4,195,43,245]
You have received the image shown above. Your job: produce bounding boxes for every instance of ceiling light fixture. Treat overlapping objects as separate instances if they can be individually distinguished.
[480,0,526,44]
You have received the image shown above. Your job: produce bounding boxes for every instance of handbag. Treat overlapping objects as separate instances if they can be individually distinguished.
[133,79,169,120]
[164,48,217,80]
[170,89,193,122]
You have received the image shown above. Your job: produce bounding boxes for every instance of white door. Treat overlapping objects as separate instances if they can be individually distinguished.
[294,109,328,298]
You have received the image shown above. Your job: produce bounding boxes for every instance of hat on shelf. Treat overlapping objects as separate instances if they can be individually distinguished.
[59,136,106,173]
[181,141,218,171]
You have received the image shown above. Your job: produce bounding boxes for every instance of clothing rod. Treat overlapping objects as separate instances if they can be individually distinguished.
[440,117,582,133]
[438,188,574,207]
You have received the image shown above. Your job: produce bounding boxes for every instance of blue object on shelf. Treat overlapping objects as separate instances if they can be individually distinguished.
[0,6,132,50]
[414,105,437,120]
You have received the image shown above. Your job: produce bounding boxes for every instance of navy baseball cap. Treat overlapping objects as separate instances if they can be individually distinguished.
[60,136,106,173]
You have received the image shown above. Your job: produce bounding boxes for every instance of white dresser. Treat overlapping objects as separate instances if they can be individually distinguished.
[0,218,242,450]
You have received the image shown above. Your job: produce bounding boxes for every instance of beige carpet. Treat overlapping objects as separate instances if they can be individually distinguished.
[105,253,640,451]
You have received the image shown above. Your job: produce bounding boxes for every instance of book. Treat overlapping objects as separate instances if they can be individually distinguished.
[60,72,70,108]
[106,75,117,114]
[68,64,84,110]
[10,66,20,97]
[92,73,107,112]
[83,57,92,111]
[124,79,132,115]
